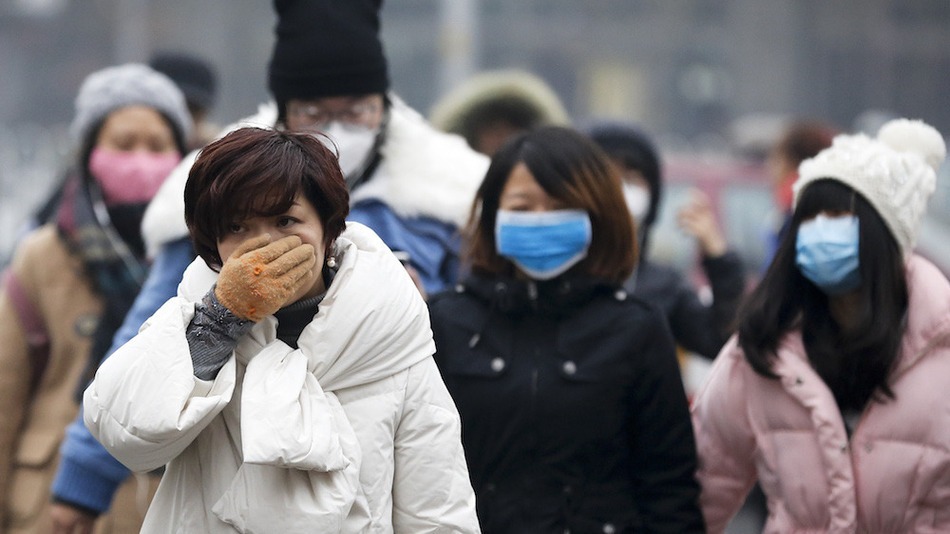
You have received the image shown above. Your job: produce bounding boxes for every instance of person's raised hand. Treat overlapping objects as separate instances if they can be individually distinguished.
[677,188,728,258]
[214,234,316,321]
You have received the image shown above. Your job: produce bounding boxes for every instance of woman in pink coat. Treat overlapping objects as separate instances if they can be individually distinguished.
[691,118,950,533]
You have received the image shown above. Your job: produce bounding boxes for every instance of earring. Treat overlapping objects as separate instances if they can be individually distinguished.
[326,256,338,269]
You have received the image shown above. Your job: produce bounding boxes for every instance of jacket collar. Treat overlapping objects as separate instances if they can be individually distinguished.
[461,271,618,317]
[893,254,950,378]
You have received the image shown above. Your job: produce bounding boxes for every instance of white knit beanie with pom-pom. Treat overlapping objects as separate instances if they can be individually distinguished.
[793,118,946,254]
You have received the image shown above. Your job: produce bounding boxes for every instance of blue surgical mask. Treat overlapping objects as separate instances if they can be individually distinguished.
[795,214,861,295]
[495,209,592,280]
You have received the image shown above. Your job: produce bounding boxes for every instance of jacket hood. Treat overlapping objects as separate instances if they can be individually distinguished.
[142,96,488,258]
[893,254,950,376]
[178,221,434,390]
[428,69,570,135]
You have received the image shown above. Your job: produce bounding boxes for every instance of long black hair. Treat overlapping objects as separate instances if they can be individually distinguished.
[736,179,908,412]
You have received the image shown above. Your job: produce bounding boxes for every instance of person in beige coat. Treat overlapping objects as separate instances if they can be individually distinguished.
[0,63,190,533]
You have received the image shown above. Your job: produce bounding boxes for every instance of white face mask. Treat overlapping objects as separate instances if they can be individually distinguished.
[623,183,651,223]
[319,121,379,178]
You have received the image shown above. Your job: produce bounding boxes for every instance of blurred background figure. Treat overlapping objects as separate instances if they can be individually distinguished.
[763,120,838,263]
[148,51,220,150]
[13,51,219,246]
[429,69,570,156]
[0,63,189,534]
[693,118,950,533]
[430,126,704,533]
[587,121,746,361]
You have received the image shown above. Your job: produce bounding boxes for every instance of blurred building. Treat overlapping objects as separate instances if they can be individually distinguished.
[2,0,950,264]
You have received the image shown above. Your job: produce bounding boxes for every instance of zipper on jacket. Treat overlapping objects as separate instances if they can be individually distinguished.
[527,280,538,310]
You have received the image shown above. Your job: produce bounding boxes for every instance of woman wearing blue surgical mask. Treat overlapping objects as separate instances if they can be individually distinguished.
[428,126,704,533]
[691,119,950,533]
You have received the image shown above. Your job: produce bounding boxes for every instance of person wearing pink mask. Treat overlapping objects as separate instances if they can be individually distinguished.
[0,63,189,533]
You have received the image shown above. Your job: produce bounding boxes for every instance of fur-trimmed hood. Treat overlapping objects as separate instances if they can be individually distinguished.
[141,96,488,258]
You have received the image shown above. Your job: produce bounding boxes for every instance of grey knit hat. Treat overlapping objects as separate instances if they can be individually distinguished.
[70,63,192,144]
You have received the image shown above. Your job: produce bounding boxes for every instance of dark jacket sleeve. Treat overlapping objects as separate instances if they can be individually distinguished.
[668,251,745,359]
[628,311,705,533]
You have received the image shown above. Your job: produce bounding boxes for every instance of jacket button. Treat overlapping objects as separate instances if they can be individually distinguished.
[490,357,506,372]
[562,485,573,495]
[614,289,627,301]
[562,360,577,375]
[454,284,465,293]
[602,523,616,534]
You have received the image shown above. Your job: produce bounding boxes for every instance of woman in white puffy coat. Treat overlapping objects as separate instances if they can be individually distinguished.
[83,127,481,533]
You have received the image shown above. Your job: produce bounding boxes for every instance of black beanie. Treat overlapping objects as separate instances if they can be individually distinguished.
[149,51,218,111]
[585,121,663,229]
[268,0,389,103]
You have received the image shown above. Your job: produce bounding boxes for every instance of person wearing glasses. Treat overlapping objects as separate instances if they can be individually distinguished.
[48,0,488,531]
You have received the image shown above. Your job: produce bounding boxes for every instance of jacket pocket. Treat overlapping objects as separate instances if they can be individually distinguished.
[8,427,61,526]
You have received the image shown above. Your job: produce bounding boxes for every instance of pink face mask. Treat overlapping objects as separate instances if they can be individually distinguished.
[88,148,181,205]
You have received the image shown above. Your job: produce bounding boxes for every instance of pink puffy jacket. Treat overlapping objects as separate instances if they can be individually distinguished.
[692,255,950,533]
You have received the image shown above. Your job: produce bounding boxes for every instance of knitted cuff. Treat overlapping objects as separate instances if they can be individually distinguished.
[187,287,253,380]
[51,456,121,515]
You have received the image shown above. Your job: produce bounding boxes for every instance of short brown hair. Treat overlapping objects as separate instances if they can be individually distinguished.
[775,121,838,166]
[185,127,349,269]
[465,126,637,284]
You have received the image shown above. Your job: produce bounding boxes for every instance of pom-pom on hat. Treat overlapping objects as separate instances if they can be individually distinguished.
[268,0,389,104]
[793,118,946,254]
[70,63,192,145]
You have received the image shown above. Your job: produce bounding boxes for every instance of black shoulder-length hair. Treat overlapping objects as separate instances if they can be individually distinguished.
[736,179,908,412]
[464,126,637,284]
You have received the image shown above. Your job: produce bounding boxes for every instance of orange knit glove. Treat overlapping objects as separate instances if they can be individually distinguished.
[214,234,317,322]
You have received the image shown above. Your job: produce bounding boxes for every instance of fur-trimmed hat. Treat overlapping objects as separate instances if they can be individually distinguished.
[794,118,946,253]
[267,0,389,103]
[429,69,570,143]
[70,63,191,145]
